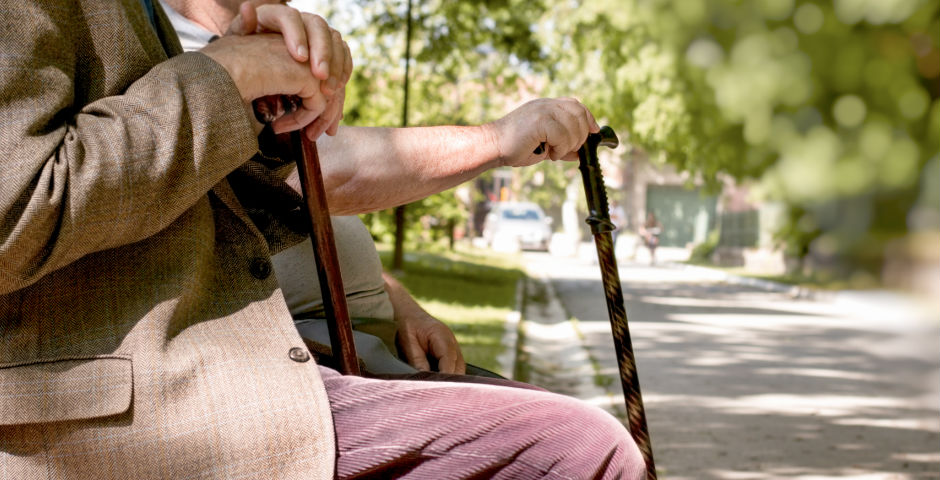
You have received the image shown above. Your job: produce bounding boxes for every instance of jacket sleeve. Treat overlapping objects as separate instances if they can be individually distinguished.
[0,3,259,294]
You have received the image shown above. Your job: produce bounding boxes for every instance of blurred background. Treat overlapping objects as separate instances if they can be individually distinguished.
[292,0,938,296]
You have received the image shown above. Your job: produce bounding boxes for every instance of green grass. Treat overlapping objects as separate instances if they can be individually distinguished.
[377,245,525,373]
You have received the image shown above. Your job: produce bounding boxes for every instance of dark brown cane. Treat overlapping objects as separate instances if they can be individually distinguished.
[578,126,656,479]
[292,131,360,376]
[254,96,360,376]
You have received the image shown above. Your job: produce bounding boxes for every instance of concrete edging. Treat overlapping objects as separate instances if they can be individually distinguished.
[496,276,524,379]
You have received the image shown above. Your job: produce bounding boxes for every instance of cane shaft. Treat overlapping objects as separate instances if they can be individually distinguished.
[578,126,656,479]
[592,232,656,479]
[292,131,361,376]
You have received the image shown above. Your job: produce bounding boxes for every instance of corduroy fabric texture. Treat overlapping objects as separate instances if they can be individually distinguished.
[320,366,647,480]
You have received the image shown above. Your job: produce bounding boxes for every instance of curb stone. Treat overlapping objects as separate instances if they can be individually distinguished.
[496,277,523,379]
[518,269,625,418]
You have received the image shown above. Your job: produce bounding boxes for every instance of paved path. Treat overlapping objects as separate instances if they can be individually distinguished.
[518,248,939,479]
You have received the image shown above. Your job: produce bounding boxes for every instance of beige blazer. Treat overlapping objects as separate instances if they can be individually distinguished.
[0,1,334,478]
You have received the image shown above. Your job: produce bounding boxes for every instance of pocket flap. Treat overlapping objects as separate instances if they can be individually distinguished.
[0,356,132,426]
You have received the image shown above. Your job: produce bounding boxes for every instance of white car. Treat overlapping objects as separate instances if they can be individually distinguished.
[483,202,553,251]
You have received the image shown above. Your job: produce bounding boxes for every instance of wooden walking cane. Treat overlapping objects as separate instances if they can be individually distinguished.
[578,126,657,479]
[255,97,360,376]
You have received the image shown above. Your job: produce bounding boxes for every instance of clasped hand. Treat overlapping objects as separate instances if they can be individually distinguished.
[201,1,352,140]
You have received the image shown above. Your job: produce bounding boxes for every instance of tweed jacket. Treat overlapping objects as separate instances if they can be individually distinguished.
[0,1,335,479]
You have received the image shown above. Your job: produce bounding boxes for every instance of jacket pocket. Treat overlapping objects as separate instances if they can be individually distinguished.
[0,355,132,426]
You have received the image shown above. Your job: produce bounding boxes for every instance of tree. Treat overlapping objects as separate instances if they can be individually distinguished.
[304,0,939,280]
[308,0,552,251]
[539,0,939,279]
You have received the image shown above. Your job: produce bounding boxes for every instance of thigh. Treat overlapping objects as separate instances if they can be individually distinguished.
[320,366,644,480]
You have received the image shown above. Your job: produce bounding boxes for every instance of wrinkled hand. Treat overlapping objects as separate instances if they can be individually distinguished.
[396,310,466,374]
[483,97,599,166]
[213,1,352,139]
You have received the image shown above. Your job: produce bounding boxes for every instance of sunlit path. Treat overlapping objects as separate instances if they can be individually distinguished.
[521,248,939,479]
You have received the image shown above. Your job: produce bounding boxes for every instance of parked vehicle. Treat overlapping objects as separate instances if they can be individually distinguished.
[482,202,553,251]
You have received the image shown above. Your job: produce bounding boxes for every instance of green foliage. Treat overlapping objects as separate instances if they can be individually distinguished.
[306,0,939,277]
[311,0,552,250]
[540,0,939,275]
[377,246,524,372]
[361,187,468,249]
[690,229,721,264]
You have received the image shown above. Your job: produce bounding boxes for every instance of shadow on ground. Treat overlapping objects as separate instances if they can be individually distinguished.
[552,268,939,479]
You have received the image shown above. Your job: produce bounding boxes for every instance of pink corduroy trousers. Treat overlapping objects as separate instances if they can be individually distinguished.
[319,366,646,479]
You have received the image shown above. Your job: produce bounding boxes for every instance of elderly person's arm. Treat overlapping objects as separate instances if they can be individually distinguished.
[0,2,349,294]
[316,98,599,215]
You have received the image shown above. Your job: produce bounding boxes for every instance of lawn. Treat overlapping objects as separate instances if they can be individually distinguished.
[377,245,524,373]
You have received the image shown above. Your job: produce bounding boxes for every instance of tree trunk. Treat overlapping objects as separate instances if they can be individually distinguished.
[392,205,406,271]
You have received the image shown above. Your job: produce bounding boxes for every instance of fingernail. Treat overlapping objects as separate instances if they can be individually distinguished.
[296,45,308,59]
[318,60,330,78]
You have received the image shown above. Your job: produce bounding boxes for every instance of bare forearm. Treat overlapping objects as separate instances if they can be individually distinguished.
[317,125,500,214]
[382,271,428,321]
[311,98,598,214]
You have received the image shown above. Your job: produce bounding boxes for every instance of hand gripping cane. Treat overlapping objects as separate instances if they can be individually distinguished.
[578,126,656,479]
[255,97,360,376]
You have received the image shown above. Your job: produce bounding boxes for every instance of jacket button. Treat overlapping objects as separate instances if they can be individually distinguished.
[289,347,310,363]
[249,257,272,280]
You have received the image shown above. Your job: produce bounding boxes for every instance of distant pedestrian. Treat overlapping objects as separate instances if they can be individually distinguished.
[640,212,662,264]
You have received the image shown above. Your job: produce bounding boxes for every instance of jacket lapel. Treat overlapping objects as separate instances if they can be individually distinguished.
[152,0,184,57]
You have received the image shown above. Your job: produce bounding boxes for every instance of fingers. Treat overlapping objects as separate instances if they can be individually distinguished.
[342,41,353,84]
[542,110,581,161]
[221,3,351,135]
[325,29,346,94]
[544,98,599,160]
[431,334,466,374]
[249,6,351,96]
[492,97,600,167]
[253,4,313,62]
[560,96,600,132]
[397,318,464,374]
[557,97,596,138]
[303,87,345,140]
[426,324,464,374]
[300,11,334,81]
[271,91,327,134]
[227,2,259,36]
[249,4,351,91]
[324,86,346,135]
[399,331,432,372]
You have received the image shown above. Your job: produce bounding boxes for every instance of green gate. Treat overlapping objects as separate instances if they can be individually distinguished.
[645,185,717,247]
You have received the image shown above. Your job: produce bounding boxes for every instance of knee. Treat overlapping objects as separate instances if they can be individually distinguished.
[517,394,646,480]
[561,399,646,479]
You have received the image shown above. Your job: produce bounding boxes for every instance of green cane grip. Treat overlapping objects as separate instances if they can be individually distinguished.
[577,126,620,235]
